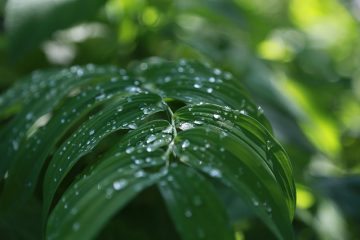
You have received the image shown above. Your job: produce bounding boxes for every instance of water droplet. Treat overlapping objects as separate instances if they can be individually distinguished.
[134,170,146,178]
[146,134,157,144]
[213,68,222,75]
[209,168,222,178]
[184,209,192,218]
[213,114,221,120]
[25,112,33,120]
[194,120,203,125]
[239,110,248,115]
[95,94,106,101]
[252,198,259,207]
[12,140,19,151]
[142,107,151,114]
[128,123,137,129]
[162,125,173,134]
[140,62,148,70]
[146,146,154,152]
[206,88,213,93]
[113,179,128,190]
[134,159,143,165]
[193,83,201,89]
[182,139,190,149]
[208,77,215,83]
[179,122,194,131]
[72,222,80,231]
[126,146,135,154]
[266,140,273,150]
[224,72,232,80]
[257,106,264,116]
[180,155,189,162]
[89,129,95,135]
[266,206,272,213]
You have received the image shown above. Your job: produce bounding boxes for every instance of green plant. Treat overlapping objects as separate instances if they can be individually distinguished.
[0,59,295,239]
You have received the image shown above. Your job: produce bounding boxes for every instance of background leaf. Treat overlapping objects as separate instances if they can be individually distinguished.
[5,0,106,61]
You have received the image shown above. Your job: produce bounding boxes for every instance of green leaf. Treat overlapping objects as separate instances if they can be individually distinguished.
[158,163,235,240]
[0,59,295,240]
[173,104,295,239]
[42,93,165,216]
[0,72,135,211]
[47,148,167,240]
[5,0,105,61]
[174,104,296,219]
[0,65,121,179]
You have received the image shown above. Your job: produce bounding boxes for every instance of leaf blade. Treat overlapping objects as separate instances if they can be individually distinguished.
[158,163,235,240]
[173,104,295,239]
[5,0,105,61]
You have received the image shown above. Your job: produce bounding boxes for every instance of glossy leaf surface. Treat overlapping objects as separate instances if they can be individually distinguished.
[0,60,295,240]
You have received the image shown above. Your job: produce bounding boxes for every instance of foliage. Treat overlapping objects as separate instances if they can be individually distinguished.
[0,60,295,239]
[1,0,360,239]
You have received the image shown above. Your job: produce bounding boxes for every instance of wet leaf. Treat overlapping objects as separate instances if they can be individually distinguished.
[0,60,295,240]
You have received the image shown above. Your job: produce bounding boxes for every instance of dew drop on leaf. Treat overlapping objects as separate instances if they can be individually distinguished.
[134,159,143,165]
[194,120,203,125]
[213,114,221,120]
[162,125,173,134]
[213,68,222,75]
[240,110,248,115]
[25,112,33,120]
[113,179,128,190]
[146,134,157,144]
[72,222,80,231]
[184,209,192,218]
[182,139,190,149]
[252,198,260,207]
[179,155,189,162]
[128,123,137,129]
[209,168,222,178]
[193,83,201,89]
[179,122,194,130]
[134,170,146,178]
[257,106,264,116]
[12,140,19,151]
[126,146,135,154]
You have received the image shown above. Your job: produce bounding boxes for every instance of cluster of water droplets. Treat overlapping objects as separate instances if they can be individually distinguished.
[1,60,283,239]
[3,64,130,178]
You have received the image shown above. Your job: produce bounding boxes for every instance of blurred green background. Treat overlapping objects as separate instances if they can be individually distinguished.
[1,0,360,239]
